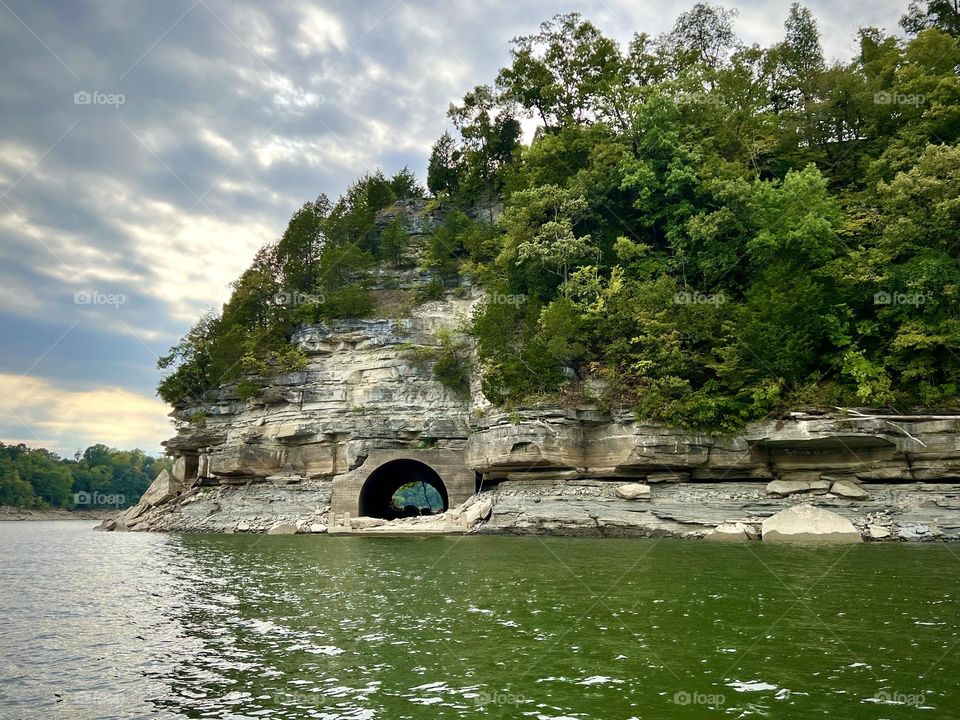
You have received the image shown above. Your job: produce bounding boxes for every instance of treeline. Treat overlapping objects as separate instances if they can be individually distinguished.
[159,0,960,430]
[0,442,170,509]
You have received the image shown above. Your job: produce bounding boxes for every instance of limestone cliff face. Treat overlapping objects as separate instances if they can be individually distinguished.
[162,290,480,486]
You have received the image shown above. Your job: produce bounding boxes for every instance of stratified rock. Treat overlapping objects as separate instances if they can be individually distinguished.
[615,483,651,500]
[761,505,862,544]
[706,522,758,542]
[646,472,689,483]
[831,480,869,500]
[267,522,298,535]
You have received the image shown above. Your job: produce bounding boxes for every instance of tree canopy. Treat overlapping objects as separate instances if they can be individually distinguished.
[0,442,169,509]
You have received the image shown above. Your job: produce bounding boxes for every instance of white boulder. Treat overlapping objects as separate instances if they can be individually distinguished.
[761,504,862,544]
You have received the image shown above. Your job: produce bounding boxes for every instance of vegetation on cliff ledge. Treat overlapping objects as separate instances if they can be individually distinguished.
[158,1,960,430]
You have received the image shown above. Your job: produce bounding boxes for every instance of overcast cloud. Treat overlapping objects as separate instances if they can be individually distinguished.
[0,0,906,456]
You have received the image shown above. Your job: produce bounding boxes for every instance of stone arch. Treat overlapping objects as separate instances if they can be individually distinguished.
[358,458,449,520]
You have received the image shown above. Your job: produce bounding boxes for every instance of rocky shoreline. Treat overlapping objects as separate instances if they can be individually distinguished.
[97,472,960,542]
[1,506,116,521]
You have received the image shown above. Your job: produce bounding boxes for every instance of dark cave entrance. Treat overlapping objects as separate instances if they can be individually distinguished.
[359,459,449,520]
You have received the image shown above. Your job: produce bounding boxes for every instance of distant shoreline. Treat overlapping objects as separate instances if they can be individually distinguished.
[0,506,117,521]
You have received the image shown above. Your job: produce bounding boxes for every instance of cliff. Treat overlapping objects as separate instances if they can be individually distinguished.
[100,278,960,541]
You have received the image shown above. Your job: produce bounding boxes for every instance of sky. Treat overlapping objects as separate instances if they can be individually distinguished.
[0,0,908,458]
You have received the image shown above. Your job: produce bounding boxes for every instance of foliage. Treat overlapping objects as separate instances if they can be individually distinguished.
[433,331,473,399]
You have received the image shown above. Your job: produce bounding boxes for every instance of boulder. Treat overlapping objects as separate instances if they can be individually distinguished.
[615,483,651,501]
[706,522,758,542]
[761,505,862,544]
[868,525,891,540]
[831,480,869,500]
[139,469,181,507]
[267,522,298,535]
[460,497,494,526]
[236,521,251,532]
[309,523,327,533]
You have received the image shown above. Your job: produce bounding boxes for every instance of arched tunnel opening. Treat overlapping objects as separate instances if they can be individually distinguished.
[358,459,449,520]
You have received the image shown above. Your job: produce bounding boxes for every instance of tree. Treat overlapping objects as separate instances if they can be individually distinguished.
[380,217,408,268]
[389,167,425,199]
[0,469,35,507]
[773,3,825,108]
[496,13,623,129]
[502,185,598,288]
[427,131,461,195]
[275,196,328,292]
[902,0,960,37]
[448,85,522,194]
[658,2,740,75]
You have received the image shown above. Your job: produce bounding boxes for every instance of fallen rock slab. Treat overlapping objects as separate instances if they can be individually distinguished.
[267,522,298,535]
[831,480,869,500]
[706,522,758,542]
[766,479,831,497]
[615,483,651,501]
[761,505,862,544]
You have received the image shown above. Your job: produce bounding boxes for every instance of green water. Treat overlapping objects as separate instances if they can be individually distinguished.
[1,522,958,718]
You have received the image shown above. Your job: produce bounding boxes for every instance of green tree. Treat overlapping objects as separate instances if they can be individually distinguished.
[427,131,462,195]
[380,217,408,268]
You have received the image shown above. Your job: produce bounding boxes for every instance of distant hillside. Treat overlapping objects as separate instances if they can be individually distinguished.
[0,442,170,509]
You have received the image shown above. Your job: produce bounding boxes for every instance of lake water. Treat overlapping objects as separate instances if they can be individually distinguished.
[0,521,958,719]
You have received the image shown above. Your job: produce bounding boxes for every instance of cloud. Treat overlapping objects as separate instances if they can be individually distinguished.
[0,373,171,456]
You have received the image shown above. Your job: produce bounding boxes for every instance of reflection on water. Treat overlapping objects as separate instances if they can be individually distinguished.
[0,521,957,719]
